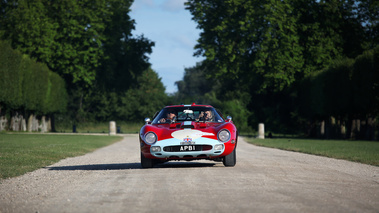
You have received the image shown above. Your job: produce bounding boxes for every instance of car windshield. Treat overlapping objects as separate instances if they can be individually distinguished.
[152,107,224,124]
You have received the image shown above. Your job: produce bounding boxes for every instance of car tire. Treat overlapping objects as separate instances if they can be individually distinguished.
[141,152,154,168]
[223,147,236,167]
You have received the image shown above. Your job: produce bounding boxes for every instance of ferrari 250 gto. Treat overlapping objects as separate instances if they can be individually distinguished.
[139,103,238,168]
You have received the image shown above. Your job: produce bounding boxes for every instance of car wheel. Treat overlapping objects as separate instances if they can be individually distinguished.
[141,152,154,168]
[223,147,236,167]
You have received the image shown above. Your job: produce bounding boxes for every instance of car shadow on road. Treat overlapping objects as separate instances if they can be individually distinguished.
[46,163,142,170]
[46,162,217,171]
[154,162,217,168]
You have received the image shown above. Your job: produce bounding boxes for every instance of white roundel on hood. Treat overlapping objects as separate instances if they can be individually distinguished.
[171,129,214,140]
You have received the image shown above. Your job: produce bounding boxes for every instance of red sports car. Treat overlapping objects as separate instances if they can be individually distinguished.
[139,103,238,168]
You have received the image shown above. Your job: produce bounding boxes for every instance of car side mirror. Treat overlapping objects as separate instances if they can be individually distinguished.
[226,116,232,122]
[144,118,151,124]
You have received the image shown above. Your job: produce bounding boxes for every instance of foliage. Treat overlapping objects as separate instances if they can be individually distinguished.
[0,0,160,124]
[174,62,215,104]
[296,47,379,139]
[44,72,69,114]
[0,40,23,109]
[132,67,168,118]
[185,0,361,93]
[358,0,379,50]
[74,67,168,123]
[22,59,49,112]
[222,100,252,133]
[323,58,355,117]
[182,0,379,139]
[0,41,67,115]
[97,0,154,92]
[117,67,168,121]
[352,47,379,115]
[0,0,108,87]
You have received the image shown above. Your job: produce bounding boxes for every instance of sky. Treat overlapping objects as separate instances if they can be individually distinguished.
[130,0,204,94]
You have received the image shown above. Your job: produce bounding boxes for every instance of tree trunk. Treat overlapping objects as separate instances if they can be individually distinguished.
[320,120,325,138]
[47,116,52,132]
[32,115,39,132]
[0,116,7,131]
[50,115,56,132]
[21,118,27,131]
[41,116,46,133]
[28,114,33,132]
[10,112,21,131]
[367,117,376,141]
[350,119,356,140]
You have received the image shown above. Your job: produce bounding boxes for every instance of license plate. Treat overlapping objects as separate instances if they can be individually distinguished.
[180,145,196,151]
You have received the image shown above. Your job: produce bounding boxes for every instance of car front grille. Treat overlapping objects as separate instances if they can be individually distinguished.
[163,145,212,152]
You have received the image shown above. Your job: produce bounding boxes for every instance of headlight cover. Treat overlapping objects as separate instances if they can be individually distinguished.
[144,132,157,144]
[218,129,231,142]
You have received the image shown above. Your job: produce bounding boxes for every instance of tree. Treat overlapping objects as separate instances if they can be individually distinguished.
[98,0,154,92]
[88,68,168,122]
[0,40,23,110]
[352,47,379,116]
[0,0,156,122]
[185,0,378,136]
[358,0,379,50]
[0,0,109,88]
[174,62,215,103]
[186,0,306,92]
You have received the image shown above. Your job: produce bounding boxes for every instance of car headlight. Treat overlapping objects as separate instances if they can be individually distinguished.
[218,129,230,142]
[151,146,161,152]
[214,144,224,150]
[145,132,157,144]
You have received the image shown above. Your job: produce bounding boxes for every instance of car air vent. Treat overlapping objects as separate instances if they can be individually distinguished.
[180,121,195,129]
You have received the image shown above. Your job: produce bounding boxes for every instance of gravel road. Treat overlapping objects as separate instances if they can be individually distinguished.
[0,134,378,213]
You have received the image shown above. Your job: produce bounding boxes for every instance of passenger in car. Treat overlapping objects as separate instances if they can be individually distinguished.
[159,110,176,123]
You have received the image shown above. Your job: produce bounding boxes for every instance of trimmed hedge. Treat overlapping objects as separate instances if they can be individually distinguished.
[300,47,379,119]
[297,47,379,139]
[0,40,67,115]
[352,48,379,115]
[0,41,23,109]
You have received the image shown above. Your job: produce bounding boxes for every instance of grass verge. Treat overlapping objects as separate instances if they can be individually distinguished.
[0,134,123,179]
[245,137,379,166]
[55,121,142,134]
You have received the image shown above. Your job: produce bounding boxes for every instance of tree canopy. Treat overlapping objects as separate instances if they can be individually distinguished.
[185,0,376,92]
[181,0,379,138]
[0,0,163,123]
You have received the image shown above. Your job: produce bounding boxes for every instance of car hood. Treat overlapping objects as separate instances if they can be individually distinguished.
[159,121,222,129]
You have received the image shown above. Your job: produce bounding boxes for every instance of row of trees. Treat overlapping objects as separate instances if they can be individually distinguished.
[0,41,67,131]
[176,0,379,139]
[1,0,377,140]
[0,0,168,127]
[297,48,379,139]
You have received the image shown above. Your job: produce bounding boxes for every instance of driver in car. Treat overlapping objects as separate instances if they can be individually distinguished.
[159,110,176,123]
[198,110,213,121]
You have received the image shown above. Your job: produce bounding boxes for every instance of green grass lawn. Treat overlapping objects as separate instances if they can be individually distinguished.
[0,134,123,179]
[246,137,379,166]
[55,121,142,134]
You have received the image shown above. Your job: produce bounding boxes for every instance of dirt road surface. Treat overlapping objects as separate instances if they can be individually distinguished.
[0,135,378,213]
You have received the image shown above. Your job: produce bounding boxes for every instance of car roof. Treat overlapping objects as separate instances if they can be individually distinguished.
[164,103,213,108]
